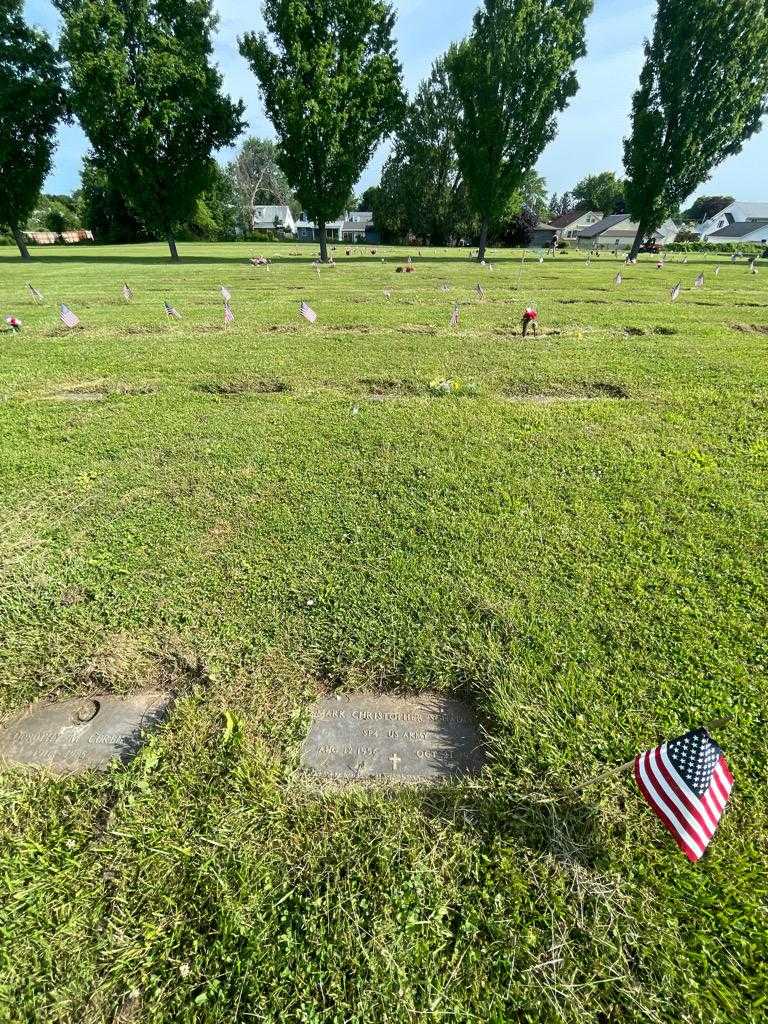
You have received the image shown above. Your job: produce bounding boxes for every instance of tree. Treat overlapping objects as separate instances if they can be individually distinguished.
[54,0,245,261]
[0,1,65,259]
[500,205,539,246]
[358,186,380,211]
[239,0,406,261]
[682,195,735,224]
[374,54,473,245]
[79,159,149,243]
[446,0,592,261]
[572,171,625,215]
[624,0,768,259]
[227,137,294,233]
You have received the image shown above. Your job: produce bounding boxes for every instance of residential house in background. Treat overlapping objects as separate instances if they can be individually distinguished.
[295,211,375,243]
[696,201,768,242]
[530,221,559,247]
[251,204,296,235]
[577,214,678,249]
[550,209,603,240]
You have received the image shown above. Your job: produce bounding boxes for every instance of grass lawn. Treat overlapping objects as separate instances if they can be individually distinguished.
[0,241,766,1023]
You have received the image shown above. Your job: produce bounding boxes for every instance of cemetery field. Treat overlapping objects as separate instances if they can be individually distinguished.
[1,241,767,1023]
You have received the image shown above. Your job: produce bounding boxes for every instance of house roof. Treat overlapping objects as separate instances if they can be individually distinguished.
[708,219,768,238]
[577,214,628,238]
[550,210,599,229]
[730,203,768,220]
[534,222,557,232]
[252,205,293,222]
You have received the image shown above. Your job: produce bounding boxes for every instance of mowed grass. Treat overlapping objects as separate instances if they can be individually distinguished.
[0,241,766,1023]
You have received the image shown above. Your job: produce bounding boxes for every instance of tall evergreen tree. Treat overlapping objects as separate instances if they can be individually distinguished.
[624,0,768,259]
[54,0,245,261]
[239,0,406,262]
[0,1,65,260]
[446,0,592,261]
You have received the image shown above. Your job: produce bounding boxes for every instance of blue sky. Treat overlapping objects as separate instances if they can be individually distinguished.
[25,0,768,203]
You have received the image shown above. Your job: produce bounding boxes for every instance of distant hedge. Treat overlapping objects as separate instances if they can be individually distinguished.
[666,240,766,255]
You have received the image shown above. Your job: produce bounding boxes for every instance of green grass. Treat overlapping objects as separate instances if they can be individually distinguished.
[0,241,766,1023]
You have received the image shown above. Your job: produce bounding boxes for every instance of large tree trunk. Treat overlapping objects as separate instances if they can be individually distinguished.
[628,221,646,261]
[11,223,30,260]
[318,219,328,262]
[477,220,489,262]
[167,234,180,262]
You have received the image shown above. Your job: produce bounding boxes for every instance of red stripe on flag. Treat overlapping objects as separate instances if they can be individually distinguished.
[656,747,716,835]
[634,752,703,862]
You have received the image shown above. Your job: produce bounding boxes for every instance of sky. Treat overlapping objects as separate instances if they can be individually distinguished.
[25,0,768,204]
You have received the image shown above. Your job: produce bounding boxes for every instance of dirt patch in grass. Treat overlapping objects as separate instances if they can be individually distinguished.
[730,322,768,334]
[361,378,422,398]
[505,381,629,403]
[125,324,170,335]
[623,326,645,336]
[268,324,301,334]
[47,388,106,403]
[398,324,437,335]
[195,377,291,396]
[559,298,608,306]
[651,326,677,335]
[328,324,372,334]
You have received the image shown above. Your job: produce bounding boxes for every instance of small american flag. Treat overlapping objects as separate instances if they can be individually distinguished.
[383,289,391,299]
[27,283,44,303]
[634,727,733,862]
[450,303,460,327]
[164,301,181,320]
[614,272,622,286]
[682,256,688,264]
[122,282,133,302]
[670,282,681,302]
[299,301,317,324]
[475,283,485,299]
[714,266,721,276]
[59,303,80,328]
[224,301,234,325]
[440,283,450,292]
[538,255,544,264]
[694,272,704,289]
[220,285,231,302]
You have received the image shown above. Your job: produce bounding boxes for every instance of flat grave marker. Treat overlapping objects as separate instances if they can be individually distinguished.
[0,691,171,772]
[302,693,484,782]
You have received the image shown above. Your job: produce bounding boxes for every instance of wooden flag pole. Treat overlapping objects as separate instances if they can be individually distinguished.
[572,716,733,793]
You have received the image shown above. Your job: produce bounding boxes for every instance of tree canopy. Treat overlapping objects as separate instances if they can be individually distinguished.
[0,0,65,259]
[54,0,245,260]
[227,137,295,235]
[572,171,625,216]
[682,195,735,224]
[446,0,592,260]
[239,0,405,261]
[623,0,768,257]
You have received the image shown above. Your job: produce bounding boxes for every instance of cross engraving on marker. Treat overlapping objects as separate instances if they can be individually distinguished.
[389,753,401,772]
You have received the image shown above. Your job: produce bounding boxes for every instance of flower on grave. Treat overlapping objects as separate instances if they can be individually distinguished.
[4,316,22,331]
[522,307,538,322]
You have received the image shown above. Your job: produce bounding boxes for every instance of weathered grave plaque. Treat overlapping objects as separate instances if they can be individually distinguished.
[0,691,171,772]
[302,694,484,782]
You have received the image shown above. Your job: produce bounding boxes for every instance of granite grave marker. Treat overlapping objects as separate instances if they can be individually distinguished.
[302,693,484,782]
[0,691,171,772]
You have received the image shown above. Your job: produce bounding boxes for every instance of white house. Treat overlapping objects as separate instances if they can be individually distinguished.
[696,201,768,240]
[295,211,374,242]
[251,205,296,234]
[550,209,603,240]
[577,214,678,249]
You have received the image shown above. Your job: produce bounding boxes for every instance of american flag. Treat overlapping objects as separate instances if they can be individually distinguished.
[671,282,682,302]
[27,283,44,303]
[694,272,704,289]
[450,303,460,327]
[59,303,80,328]
[714,266,721,276]
[614,272,622,286]
[122,282,133,302]
[164,301,181,319]
[220,285,231,302]
[299,300,317,324]
[224,301,234,324]
[383,289,391,299]
[475,283,485,299]
[634,727,733,862]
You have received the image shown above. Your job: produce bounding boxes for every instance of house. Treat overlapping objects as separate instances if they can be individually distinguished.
[550,209,603,240]
[696,201,768,240]
[530,222,559,247]
[295,211,374,243]
[702,217,768,246]
[251,205,295,235]
[577,214,678,249]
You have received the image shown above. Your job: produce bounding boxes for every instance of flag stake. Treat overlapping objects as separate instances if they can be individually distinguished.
[572,716,733,793]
